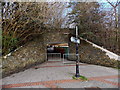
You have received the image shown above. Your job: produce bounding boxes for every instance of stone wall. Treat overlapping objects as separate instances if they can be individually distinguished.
[2,29,69,78]
[68,39,120,68]
[2,35,47,78]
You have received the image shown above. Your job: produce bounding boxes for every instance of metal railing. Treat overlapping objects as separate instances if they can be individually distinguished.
[63,53,79,64]
[47,53,62,61]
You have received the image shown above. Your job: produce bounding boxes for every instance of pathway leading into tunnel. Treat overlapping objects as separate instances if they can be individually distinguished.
[1,61,120,89]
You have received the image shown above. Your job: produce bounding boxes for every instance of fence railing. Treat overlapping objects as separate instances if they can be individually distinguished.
[47,53,62,61]
[63,53,80,64]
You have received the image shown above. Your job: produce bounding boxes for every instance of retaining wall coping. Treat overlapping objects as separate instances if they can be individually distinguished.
[80,37,120,61]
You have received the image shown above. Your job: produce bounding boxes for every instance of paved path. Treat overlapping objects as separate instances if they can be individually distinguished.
[1,61,120,89]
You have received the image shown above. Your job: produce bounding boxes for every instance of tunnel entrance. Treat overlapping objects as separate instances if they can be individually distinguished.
[47,43,69,61]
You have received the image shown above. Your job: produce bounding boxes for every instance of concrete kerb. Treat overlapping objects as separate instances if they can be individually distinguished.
[80,37,120,61]
[3,45,24,59]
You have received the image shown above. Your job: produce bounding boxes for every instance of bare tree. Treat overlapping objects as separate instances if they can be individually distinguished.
[2,2,67,55]
[106,0,120,53]
[106,0,120,28]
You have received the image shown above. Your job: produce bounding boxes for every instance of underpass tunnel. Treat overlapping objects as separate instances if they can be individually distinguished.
[47,43,69,61]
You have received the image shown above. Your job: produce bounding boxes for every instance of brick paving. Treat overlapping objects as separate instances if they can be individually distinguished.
[1,61,120,89]
[89,75,120,87]
[1,75,119,88]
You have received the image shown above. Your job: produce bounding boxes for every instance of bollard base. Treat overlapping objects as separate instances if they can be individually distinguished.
[75,74,80,78]
[72,75,88,80]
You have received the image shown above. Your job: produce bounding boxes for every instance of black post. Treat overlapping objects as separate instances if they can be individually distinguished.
[75,26,80,77]
[118,4,120,54]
